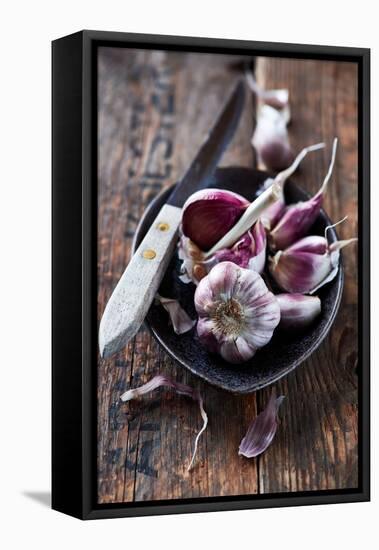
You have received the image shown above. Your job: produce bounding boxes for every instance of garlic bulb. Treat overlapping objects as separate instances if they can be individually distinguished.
[269,234,357,294]
[194,262,280,364]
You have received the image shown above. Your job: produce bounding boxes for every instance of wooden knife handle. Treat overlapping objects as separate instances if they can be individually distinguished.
[99,203,182,358]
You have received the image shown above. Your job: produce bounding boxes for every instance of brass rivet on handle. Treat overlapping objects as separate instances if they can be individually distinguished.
[142,249,156,260]
[157,222,170,231]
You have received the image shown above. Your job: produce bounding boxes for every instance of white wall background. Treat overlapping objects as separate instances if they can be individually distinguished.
[0,1,376,548]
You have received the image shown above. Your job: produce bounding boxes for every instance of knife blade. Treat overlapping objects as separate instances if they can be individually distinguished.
[99,80,245,358]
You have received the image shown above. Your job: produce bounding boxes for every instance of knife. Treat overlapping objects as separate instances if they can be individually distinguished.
[99,80,245,359]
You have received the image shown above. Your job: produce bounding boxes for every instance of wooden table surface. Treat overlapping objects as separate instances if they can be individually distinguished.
[97,48,358,503]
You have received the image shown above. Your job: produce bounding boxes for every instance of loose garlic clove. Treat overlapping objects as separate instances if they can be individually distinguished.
[252,104,294,172]
[259,142,325,231]
[269,234,357,295]
[276,293,321,329]
[269,138,338,251]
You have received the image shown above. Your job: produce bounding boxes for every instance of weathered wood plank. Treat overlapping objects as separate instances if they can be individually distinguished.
[97,48,258,503]
[256,57,358,492]
[97,51,358,503]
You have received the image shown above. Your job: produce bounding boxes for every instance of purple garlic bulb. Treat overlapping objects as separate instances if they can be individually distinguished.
[194,261,280,364]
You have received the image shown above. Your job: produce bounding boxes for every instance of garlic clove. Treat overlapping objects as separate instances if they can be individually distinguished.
[207,259,239,300]
[246,69,294,172]
[309,238,357,294]
[269,193,323,251]
[259,142,325,231]
[285,234,328,255]
[220,337,255,364]
[197,318,219,353]
[182,188,249,251]
[205,181,281,258]
[261,197,286,232]
[252,104,294,172]
[269,246,332,294]
[269,233,357,294]
[276,293,321,329]
[269,138,338,251]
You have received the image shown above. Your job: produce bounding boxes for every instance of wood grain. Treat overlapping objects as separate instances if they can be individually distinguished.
[256,57,358,492]
[97,49,358,503]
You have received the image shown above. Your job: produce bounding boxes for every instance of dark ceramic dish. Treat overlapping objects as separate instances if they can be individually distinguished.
[133,167,343,393]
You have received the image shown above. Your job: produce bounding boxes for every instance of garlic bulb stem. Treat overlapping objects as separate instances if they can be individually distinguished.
[274,142,325,187]
[329,237,358,252]
[204,182,280,258]
[324,215,348,241]
[319,137,338,195]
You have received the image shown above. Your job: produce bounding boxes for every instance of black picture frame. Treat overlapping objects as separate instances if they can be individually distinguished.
[52,30,370,520]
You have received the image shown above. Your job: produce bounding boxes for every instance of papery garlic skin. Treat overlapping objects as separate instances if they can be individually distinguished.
[245,69,289,110]
[178,221,267,285]
[181,188,249,251]
[276,294,321,329]
[239,391,285,458]
[156,295,196,334]
[258,178,286,231]
[195,262,280,364]
[269,234,356,294]
[178,233,217,285]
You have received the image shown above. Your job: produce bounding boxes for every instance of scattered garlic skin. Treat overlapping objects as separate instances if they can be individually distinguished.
[194,261,280,364]
[276,294,321,329]
[181,188,249,251]
[269,234,357,294]
[239,391,285,458]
